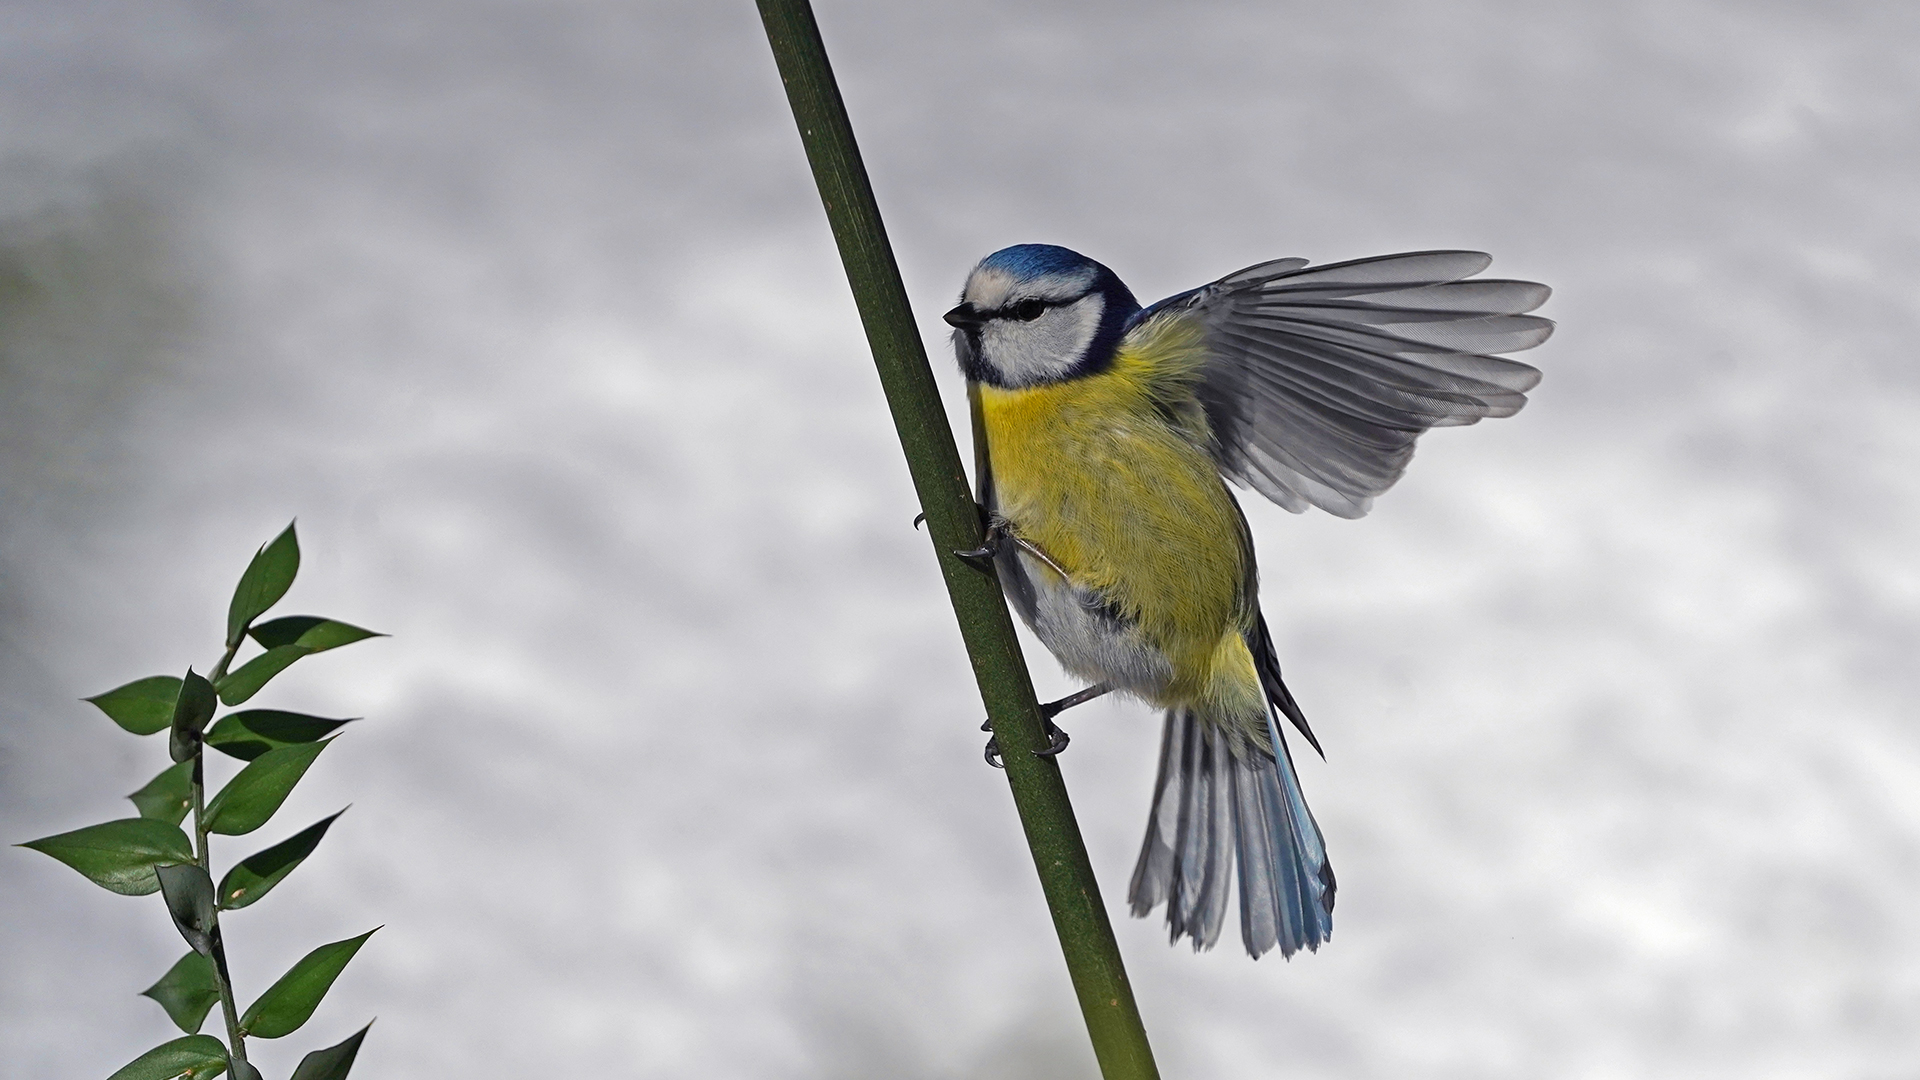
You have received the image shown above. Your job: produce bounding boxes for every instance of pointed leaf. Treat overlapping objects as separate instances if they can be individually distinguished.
[227,523,300,647]
[290,1021,373,1080]
[214,646,312,706]
[157,863,219,956]
[106,1034,228,1080]
[204,740,331,836]
[142,951,221,1034]
[18,818,194,895]
[242,929,378,1039]
[207,711,355,762]
[171,670,219,763]
[86,676,184,736]
[219,810,346,910]
[248,617,323,649]
[129,761,195,826]
[250,617,385,654]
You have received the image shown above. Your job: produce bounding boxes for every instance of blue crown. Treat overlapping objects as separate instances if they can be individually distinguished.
[978,243,1101,282]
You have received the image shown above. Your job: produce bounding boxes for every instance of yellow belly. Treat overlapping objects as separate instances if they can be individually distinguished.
[977,359,1259,712]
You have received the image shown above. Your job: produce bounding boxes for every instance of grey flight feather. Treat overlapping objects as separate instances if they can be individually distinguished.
[1133,249,1553,519]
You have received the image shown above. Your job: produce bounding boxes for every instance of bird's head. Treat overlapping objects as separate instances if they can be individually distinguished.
[945,244,1140,388]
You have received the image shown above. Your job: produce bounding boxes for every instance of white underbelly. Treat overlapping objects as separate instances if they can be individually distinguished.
[1016,549,1174,698]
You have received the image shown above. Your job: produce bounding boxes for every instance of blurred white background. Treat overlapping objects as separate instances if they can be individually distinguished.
[4,2,1918,1077]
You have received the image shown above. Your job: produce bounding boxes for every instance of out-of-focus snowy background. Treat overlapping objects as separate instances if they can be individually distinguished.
[4,2,1918,1077]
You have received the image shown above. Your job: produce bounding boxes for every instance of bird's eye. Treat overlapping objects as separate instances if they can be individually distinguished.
[1012,299,1046,321]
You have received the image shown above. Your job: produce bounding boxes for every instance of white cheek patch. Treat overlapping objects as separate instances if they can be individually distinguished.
[980,293,1106,385]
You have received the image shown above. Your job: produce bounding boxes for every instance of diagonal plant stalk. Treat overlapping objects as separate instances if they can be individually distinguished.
[753,3,1159,1078]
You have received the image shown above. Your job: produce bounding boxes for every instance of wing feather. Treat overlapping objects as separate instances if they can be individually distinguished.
[1132,250,1552,518]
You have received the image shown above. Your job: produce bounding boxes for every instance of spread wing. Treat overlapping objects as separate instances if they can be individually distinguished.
[1130,250,1552,519]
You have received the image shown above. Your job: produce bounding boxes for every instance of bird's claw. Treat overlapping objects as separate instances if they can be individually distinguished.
[954,533,1002,563]
[979,715,1069,768]
[955,514,1011,564]
[1036,718,1071,757]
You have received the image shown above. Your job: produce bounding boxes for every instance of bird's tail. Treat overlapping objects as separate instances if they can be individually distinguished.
[1127,708,1335,958]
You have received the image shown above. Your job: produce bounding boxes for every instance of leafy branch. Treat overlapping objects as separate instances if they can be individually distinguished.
[20,523,381,1080]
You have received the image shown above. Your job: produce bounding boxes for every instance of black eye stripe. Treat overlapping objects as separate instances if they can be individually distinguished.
[999,297,1059,321]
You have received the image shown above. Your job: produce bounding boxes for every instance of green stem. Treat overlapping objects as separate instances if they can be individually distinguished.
[199,637,252,1071]
[209,637,242,685]
[753,5,1158,1078]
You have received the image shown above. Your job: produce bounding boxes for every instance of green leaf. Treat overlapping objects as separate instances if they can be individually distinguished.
[86,676,184,736]
[214,646,313,707]
[129,761,195,826]
[207,711,355,762]
[171,670,219,763]
[290,1021,373,1080]
[157,863,219,956]
[142,951,221,1035]
[106,1035,229,1080]
[204,740,331,836]
[219,809,346,910]
[227,523,300,647]
[250,617,385,654]
[242,929,378,1039]
[17,818,194,895]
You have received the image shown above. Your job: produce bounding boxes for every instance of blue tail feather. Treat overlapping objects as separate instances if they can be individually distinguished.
[1129,708,1334,958]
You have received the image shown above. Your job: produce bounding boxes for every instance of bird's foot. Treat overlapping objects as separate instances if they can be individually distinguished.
[982,726,1004,769]
[1035,716,1071,758]
[954,514,1010,564]
[947,508,1077,582]
[978,683,1111,766]
[983,707,1075,764]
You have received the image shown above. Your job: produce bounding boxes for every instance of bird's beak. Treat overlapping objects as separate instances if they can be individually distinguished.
[943,303,986,329]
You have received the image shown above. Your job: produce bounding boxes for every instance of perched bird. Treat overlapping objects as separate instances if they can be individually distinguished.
[945,244,1551,958]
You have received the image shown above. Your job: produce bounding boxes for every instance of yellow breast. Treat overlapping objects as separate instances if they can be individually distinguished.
[976,320,1253,698]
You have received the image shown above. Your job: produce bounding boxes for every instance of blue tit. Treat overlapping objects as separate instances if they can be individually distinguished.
[944,244,1551,959]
